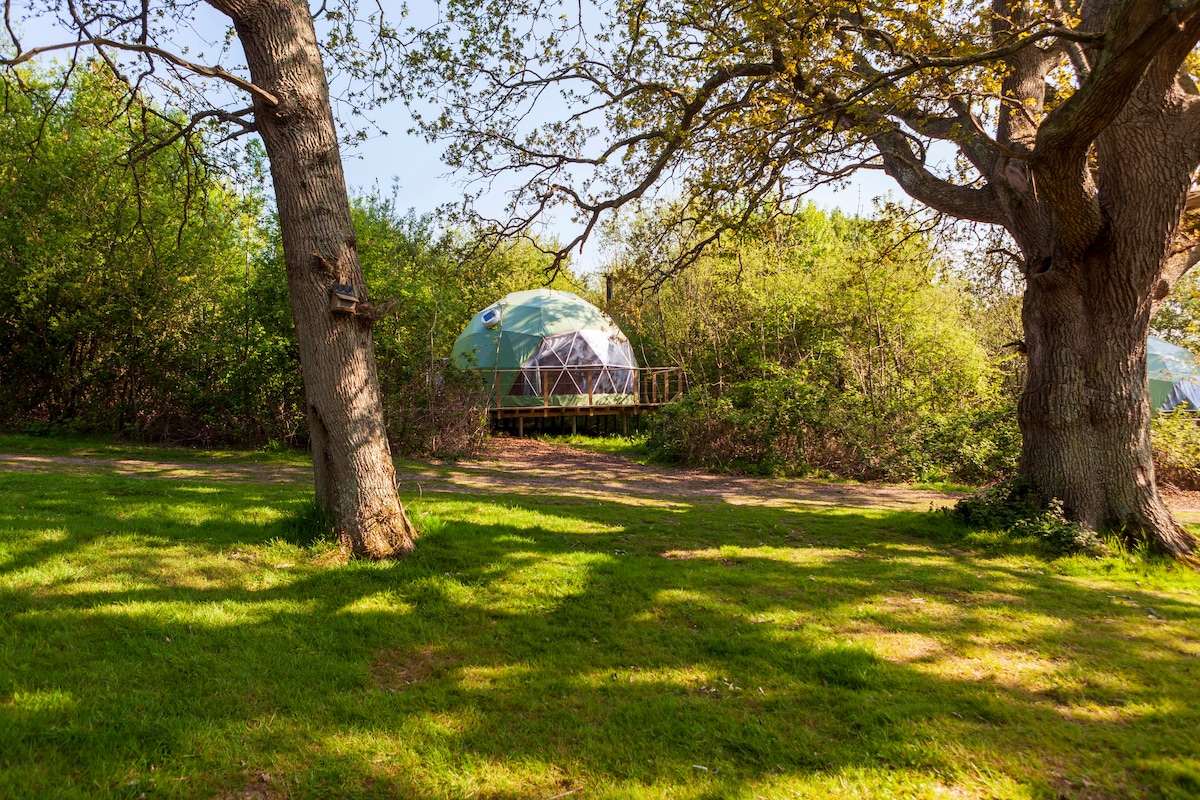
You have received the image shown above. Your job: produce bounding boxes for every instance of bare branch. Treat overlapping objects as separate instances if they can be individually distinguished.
[1,37,279,106]
[129,105,256,163]
[4,0,20,54]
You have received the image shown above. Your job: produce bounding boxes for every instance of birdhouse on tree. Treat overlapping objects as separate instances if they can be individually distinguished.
[330,284,358,314]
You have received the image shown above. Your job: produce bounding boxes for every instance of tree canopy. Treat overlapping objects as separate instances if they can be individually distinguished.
[410,0,1200,266]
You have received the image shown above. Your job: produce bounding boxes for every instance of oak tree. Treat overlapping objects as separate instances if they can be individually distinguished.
[3,0,416,557]
[410,0,1200,555]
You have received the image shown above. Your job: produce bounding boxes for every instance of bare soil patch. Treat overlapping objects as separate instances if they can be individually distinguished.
[405,438,1200,522]
[371,644,463,691]
[214,771,286,800]
[1162,486,1200,527]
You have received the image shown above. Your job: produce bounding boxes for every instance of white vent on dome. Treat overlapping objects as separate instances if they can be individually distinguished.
[480,307,501,328]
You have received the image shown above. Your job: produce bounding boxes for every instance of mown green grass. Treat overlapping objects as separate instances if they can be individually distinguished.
[540,433,653,462]
[1,442,1199,799]
[0,432,310,468]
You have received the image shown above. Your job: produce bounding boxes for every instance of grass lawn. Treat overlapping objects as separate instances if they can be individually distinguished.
[1,437,1199,799]
[0,433,311,469]
[539,434,653,462]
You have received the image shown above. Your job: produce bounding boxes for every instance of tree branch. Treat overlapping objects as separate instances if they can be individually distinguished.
[0,37,279,106]
[129,106,256,163]
[1029,0,1200,252]
[783,66,1006,225]
[1036,0,1200,163]
[3,0,20,54]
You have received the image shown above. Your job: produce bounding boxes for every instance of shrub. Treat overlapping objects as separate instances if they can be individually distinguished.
[1007,499,1105,556]
[385,364,491,459]
[645,377,831,476]
[608,204,1020,485]
[1152,409,1200,490]
[645,380,1020,484]
[915,405,1020,485]
[954,477,1104,556]
[645,392,751,470]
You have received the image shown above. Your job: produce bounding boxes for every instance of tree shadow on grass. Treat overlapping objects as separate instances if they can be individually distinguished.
[1,474,1199,799]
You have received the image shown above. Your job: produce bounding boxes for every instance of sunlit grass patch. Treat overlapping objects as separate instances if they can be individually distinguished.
[1,449,1199,799]
[0,432,313,468]
[540,433,652,461]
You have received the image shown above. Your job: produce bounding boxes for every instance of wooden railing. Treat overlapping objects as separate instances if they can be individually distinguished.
[485,366,685,410]
[637,367,686,407]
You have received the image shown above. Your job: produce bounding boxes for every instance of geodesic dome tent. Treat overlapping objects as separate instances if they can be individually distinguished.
[451,289,639,408]
[1149,336,1200,412]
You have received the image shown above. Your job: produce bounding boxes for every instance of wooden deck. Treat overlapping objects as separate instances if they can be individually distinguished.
[483,366,684,435]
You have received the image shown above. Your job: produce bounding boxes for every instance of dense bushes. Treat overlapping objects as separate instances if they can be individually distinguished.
[646,383,1019,483]
[1153,410,1200,490]
[0,69,564,454]
[607,205,1020,483]
[383,365,490,458]
[645,374,822,475]
[0,66,291,443]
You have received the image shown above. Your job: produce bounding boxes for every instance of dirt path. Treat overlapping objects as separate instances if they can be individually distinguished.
[401,438,963,512]
[3,439,1198,521]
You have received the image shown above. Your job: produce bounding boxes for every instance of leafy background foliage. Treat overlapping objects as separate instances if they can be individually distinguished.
[603,204,1019,483]
[0,67,569,453]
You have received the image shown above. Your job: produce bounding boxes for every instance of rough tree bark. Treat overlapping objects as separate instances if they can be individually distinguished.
[206,0,416,558]
[1018,255,1192,554]
[999,31,1200,556]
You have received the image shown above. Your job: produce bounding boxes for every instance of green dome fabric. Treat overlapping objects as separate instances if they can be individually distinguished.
[1148,336,1200,411]
[452,290,639,407]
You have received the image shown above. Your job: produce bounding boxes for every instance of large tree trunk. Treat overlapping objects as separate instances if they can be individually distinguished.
[209,0,416,558]
[1001,53,1200,559]
[1019,248,1196,557]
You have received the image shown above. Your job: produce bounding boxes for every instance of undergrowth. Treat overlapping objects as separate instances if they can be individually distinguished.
[953,477,1105,556]
[1153,409,1200,489]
